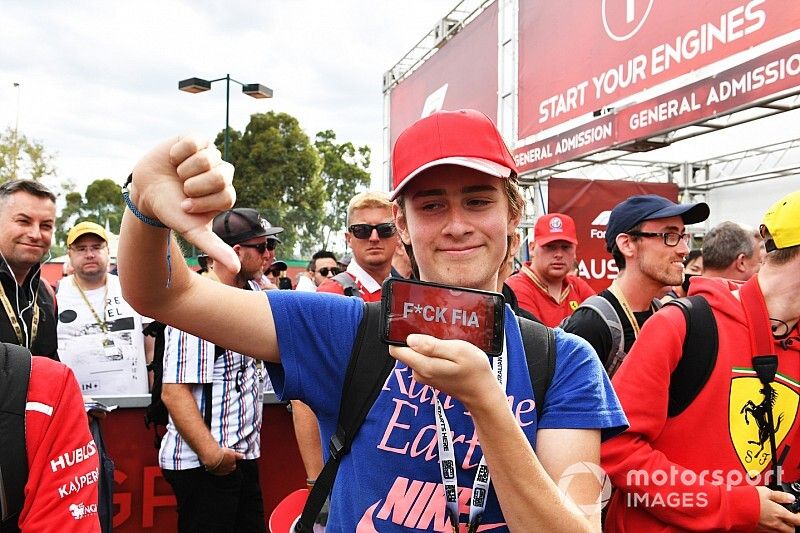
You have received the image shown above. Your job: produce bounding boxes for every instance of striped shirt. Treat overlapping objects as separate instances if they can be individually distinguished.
[158,325,263,470]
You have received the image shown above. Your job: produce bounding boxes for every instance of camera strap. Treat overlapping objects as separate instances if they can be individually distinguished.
[740,277,783,486]
[434,341,507,533]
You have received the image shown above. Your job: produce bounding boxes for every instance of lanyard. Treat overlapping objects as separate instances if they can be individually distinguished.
[73,278,109,334]
[0,279,39,347]
[434,341,507,532]
[608,280,653,338]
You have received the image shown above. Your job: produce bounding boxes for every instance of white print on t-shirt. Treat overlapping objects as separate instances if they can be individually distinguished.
[69,502,98,520]
[58,468,99,499]
[50,441,97,472]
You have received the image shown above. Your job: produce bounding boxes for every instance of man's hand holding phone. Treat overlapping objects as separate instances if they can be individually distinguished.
[389,335,504,410]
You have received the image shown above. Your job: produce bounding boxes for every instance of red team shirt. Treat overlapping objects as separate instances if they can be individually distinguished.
[505,263,595,327]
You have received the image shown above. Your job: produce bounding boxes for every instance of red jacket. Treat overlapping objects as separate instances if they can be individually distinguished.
[505,264,595,326]
[317,273,382,302]
[601,276,800,532]
[20,357,100,532]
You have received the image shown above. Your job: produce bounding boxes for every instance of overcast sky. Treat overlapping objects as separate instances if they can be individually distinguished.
[0,0,454,194]
[2,0,798,205]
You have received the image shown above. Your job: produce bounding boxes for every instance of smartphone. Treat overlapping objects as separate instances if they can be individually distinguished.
[380,278,505,356]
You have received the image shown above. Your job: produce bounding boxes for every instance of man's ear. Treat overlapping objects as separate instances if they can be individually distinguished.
[392,203,411,245]
[615,233,636,259]
[734,253,747,273]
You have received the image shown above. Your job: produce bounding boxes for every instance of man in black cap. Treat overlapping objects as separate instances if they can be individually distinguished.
[158,207,281,533]
[563,194,709,375]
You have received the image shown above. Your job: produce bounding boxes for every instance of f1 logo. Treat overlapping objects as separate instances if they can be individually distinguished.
[602,0,654,42]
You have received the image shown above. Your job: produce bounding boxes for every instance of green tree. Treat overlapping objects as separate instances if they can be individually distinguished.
[54,179,124,247]
[0,127,56,183]
[218,112,325,256]
[315,130,371,249]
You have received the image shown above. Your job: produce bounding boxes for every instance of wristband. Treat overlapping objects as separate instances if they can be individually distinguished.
[205,449,225,472]
[122,174,167,228]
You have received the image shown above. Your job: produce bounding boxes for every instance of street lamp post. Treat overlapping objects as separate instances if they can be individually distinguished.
[178,74,273,161]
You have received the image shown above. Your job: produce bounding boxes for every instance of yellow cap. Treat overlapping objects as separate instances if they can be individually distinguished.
[67,221,108,247]
[762,191,800,251]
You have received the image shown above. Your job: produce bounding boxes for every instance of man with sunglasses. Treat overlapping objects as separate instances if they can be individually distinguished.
[317,191,396,302]
[306,250,340,289]
[157,207,276,532]
[563,194,709,375]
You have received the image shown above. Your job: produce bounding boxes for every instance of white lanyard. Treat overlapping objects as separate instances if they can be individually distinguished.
[434,340,507,532]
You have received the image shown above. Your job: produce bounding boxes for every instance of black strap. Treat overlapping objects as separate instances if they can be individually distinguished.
[203,346,228,428]
[0,343,32,530]
[666,296,718,418]
[296,302,393,532]
[331,272,361,298]
[518,317,555,421]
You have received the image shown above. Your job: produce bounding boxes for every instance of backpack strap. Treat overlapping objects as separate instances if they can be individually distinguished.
[0,343,32,528]
[577,295,624,375]
[296,301,393,532]
[665,296,718,418]
[331,272,361,298]
[517,317,555,421]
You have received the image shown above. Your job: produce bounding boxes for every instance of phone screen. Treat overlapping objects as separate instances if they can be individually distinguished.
[381,278,505,355]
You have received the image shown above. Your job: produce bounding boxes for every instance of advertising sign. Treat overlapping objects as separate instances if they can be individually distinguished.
[388,2,499,150]
[547,178,679,292]
[518,0,800,139]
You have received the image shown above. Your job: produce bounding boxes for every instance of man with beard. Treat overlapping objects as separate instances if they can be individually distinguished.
[317,191,395,302]
[563,195,709,375]
[0,179,58,359]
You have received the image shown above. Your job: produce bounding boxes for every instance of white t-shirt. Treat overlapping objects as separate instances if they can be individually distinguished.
[56,274,151,395]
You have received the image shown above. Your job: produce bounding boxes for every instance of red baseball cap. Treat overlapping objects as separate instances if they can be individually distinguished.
[390,109,517,200]
[534,213,578,246]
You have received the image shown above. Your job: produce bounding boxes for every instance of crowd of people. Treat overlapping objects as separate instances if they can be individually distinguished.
[0,109,798,532]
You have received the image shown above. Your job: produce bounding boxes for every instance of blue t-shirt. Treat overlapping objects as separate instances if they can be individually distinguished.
[266,291,626,532]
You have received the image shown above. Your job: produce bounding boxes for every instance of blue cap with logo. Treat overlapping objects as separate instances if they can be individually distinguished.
[605,194,709,252]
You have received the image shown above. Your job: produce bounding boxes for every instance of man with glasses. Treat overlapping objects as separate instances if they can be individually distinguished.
[306,250,340,289]
[158,208,274,532]
[0,179,59,360]
[57,220,154,532]
[57,221,155,395]
[563,194,709,375]
[317,191,396,302]
[600,191,800,531]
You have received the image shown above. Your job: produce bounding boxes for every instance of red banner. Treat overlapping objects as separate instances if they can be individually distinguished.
[104,405,306,531]
[518,0,800,138]
[547,178,679,292]
[515,39,800,173]
[388,2,498,150]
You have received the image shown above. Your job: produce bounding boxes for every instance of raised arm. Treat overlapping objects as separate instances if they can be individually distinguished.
[118,136,280,362]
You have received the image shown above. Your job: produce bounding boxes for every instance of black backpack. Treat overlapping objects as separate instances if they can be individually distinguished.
[0,343,31,532]
[295,301,556,532]
[143,322,225,448]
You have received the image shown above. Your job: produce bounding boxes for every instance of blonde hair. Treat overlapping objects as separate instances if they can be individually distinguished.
[346,191,392,226]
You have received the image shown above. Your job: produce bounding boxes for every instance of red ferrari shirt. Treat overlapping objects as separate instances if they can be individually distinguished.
[505,263,595,327]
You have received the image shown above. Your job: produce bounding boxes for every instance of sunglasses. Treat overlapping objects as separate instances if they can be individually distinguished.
[348,223,397,240]
[238,239,277,254]
[315,267,342,277]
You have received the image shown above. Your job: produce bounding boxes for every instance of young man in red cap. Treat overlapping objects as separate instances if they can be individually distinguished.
[506,213,595,326]
[600,191,800,532]
[117,109,626,532]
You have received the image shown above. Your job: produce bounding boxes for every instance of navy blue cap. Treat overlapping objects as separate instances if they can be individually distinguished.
[605,194,709,252]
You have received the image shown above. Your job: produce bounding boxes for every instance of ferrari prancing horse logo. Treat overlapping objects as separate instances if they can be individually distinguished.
[729,376,799,474]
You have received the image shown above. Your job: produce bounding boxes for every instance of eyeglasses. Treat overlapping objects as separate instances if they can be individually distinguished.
[627,231,690,247]
[238,239,277,254]
[314,266,341,277]
[70,244,107,255]
[348,223,396,240]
